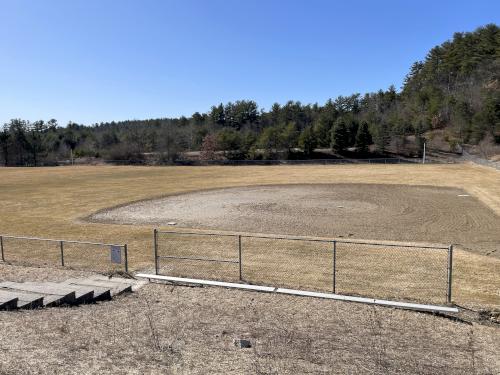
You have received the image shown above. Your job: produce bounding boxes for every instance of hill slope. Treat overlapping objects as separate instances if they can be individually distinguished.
[1,25,499,165]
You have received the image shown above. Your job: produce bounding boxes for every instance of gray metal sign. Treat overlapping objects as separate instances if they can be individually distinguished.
[110,245,122,264]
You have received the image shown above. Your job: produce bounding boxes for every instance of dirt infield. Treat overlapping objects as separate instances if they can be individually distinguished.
[91,183,500,257]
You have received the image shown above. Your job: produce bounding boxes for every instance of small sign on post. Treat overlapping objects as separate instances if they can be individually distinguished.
[110,245,122,264]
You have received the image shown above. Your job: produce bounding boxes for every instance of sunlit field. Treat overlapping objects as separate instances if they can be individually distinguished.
[0,163,499,307]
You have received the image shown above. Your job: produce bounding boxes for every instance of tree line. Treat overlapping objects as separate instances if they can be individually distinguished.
[1,24,498,166]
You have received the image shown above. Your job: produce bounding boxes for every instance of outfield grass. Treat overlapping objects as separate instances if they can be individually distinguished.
[0,163,498,307]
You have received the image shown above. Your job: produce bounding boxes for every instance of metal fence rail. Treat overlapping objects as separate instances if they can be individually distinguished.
[154,229,453,305]
[0,234,128,273]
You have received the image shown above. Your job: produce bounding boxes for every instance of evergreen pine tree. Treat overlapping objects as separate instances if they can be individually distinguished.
[355,121,372,153]
[299,126,317,157]
[374,122,390,152]
[331,119,349,152]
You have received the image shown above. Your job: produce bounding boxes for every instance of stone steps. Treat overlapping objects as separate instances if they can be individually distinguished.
[63,278,132,297]
[58,282,112,301]
[27,282,95,304]
[0,292,19,310]
[0,289,45,308]
[0,281,77,305]
[0,275,146,310]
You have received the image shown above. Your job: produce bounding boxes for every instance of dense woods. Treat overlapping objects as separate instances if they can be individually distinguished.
[1,24,499,166]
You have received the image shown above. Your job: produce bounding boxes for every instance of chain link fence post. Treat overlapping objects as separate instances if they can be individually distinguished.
[154,229,159,275]
[0,235,4,262]
[124,244,128,273]
[332,240,337,293]
[238,235,242,281]
[60,240,65,266]
[447,244,453,304]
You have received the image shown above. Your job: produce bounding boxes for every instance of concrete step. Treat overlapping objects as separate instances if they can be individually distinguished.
[0,289,44,309]
[58,282,112,302]
[0,292,19,310]
[0,282,75,306]
[0,275,143,311]
[23,282,95,304]
[88,275,148,291]
[64,278,132,297]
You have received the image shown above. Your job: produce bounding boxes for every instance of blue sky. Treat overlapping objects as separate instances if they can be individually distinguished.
[0,0,498,125]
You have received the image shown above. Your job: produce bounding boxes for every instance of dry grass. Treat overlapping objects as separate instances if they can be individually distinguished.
[0,264,498,375]
[0,163,499,307]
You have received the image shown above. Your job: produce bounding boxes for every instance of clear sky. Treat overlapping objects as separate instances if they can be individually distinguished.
[1,0,499,125]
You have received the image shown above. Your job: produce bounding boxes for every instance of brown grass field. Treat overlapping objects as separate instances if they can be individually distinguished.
[0,163,499,374]
[1,262,499,374]
[2,262,499,375]
[0,163,498,308]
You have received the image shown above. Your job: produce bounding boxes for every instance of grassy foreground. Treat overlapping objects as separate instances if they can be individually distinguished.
[0,163,498,308]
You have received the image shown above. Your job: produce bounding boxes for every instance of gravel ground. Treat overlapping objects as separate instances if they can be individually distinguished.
[0,270,499,374]
[91,183,500,257]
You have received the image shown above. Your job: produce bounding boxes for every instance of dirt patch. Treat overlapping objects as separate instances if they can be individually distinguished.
[91,184,500,257]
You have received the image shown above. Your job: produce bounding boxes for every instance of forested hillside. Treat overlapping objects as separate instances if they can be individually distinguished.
[1,24,499,166]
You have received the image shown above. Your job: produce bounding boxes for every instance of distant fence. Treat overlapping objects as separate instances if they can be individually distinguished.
[153,229,453,305]
[101,157,421,166]
[462,150,500,171]
[0,234,128,273]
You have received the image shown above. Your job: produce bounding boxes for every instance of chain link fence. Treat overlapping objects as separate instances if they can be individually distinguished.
[101,157,419,166]
[0,234,128,273]
[154,230,453,305]
[462,149,500,170]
